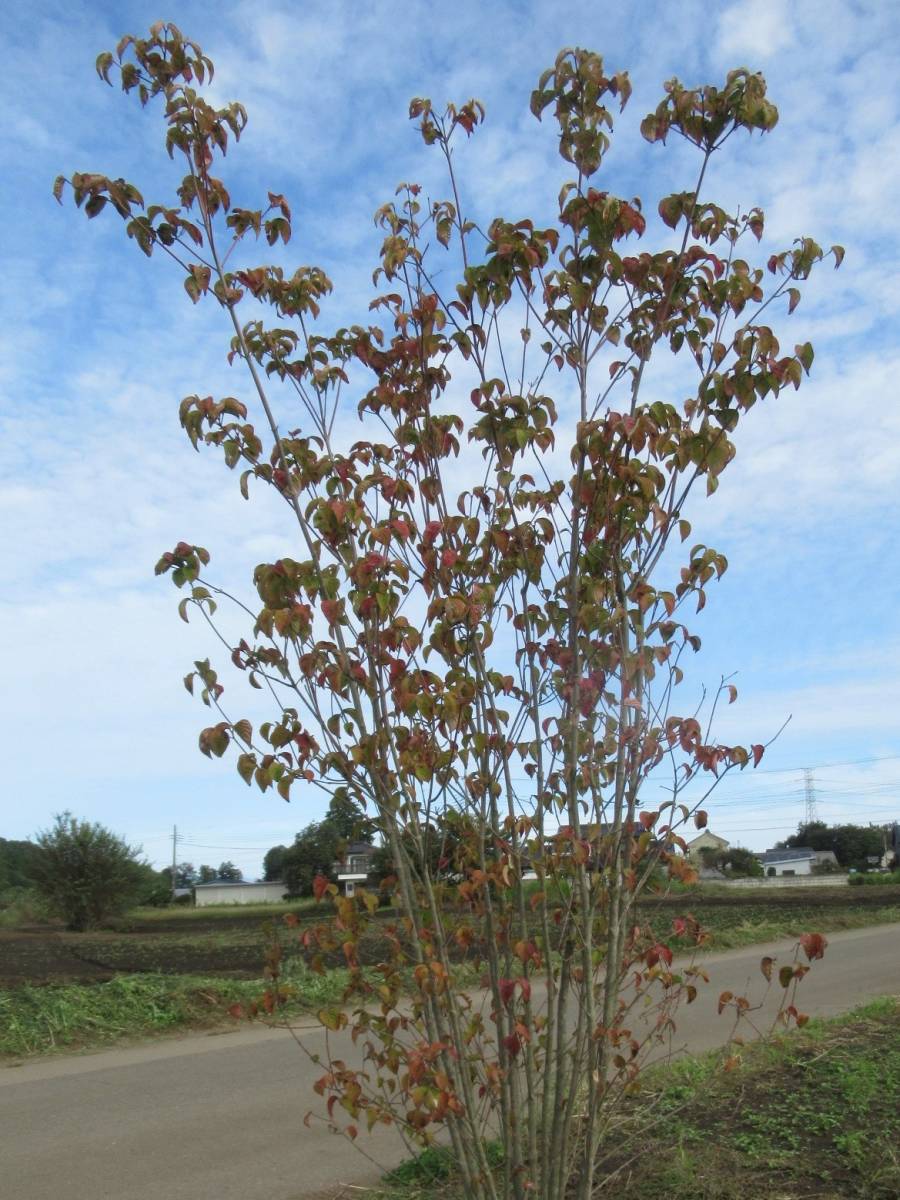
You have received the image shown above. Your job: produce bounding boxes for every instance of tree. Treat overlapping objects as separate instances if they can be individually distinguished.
[197,863,217,883]
[779,822,886,872]
[276,793,372,894]
[32,812,148,930]
[724,846,764,878]
[0,838,45,892]
[699,844,762,877]
[262,845,289,881]
[59,27,837,1199]
[161,861,197,887]
[216,860,242,881]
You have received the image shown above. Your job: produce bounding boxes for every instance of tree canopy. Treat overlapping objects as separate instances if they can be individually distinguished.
[779,822,888,872]
[32,812,149,930]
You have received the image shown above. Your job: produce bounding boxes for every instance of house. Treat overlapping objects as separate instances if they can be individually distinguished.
[333,841,377,897]
[685,830,730,864]
[757,847,841,877]
[758,847,817,877]
[193,879,287,907]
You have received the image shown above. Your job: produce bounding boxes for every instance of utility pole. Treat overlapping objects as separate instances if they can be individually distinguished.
[171,824,178,899]
[803,769,819,826]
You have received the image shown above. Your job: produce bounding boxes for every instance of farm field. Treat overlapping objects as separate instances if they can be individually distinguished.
[2,886,899,1059]
[3,885,900,989]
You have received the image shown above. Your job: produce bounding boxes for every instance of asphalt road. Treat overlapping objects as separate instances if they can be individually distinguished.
[4,922,900,1200]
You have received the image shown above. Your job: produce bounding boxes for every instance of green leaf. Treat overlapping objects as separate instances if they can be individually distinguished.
[236,753,255,785]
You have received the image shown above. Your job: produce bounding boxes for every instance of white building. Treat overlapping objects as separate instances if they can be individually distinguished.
[758,848,816,876]
[193,880,287,907]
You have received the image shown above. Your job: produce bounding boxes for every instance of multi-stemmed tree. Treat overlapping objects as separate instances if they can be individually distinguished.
[57,25,835,1199]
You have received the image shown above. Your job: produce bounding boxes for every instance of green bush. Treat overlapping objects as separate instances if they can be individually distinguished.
[848,870,900,887]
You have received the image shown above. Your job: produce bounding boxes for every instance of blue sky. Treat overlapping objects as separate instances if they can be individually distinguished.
[2,0,898,879]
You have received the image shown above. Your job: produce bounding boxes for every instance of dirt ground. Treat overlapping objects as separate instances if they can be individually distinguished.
[3,885,899,988]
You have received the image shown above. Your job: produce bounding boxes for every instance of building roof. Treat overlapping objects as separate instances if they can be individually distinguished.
[344,841,375,855]
[686,831,730,848]
[194,879,283,889]
[759,848,816,864]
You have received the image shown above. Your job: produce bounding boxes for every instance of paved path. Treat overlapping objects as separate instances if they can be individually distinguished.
[3,923,900,1200]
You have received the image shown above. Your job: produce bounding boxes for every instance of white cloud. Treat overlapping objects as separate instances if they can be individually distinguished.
[717,0,796,60]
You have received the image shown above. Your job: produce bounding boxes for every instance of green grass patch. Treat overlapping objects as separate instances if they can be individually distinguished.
[0,961,349,1059]
[646,898,900,954]
[372,998,900,1199]
[591,996,900,1198]
[117,898,319,928]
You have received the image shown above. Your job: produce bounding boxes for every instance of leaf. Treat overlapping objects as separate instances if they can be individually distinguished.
[52,175,66,204]
[779,965,794,988]
[318,1008,344,1031]
[717,990,733,1014]
[313,873,330,902]
[832,244,845,268]
[85,195,107,219]
[694,810,708,830]
[236,753,255,786]
[799,932,827,961]
[751,744,765,767]
[787,287,801,314]
[760,956,774,982]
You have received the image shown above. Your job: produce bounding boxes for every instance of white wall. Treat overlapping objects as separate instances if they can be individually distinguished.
[766,858,813,877]
[194,882,287,907]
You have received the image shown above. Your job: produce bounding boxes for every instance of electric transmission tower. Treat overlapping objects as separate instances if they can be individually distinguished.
[803,769,819,826]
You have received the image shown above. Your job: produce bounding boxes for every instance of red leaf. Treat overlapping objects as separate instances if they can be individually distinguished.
[647,943,672,968]
[228,1003,244,1019]
[760,956,774,982]
[502,1032,522,1058]
[751,744,765,767]
[312,873,330,902]
[799,932,827,961]
[717,990,733,1014]
[499,978,516,1006]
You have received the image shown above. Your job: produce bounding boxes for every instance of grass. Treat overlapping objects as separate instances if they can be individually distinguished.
[643,894,900,954]
[116,898,319,927]
[0,960,350,1059]
[369,997,900,1199]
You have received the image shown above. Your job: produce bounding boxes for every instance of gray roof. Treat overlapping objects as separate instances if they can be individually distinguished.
[193,879,283,889]
[759,847,816,864]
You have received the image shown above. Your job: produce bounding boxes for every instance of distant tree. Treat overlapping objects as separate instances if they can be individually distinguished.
[160,861,197,888]
[723,846,764,878]
[217,860,242,881]
[197,864,217,883]
[780,823,885,872]
[0,838,45,891]
[325,790,372,842]
[269,794,372,896]
[281,823,340,897]
[32,812,148,930]
[262,845,289,881]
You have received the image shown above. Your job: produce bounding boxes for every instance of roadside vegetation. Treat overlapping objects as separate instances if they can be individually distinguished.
[373,998,900,1200]
[0,960,350,1058]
